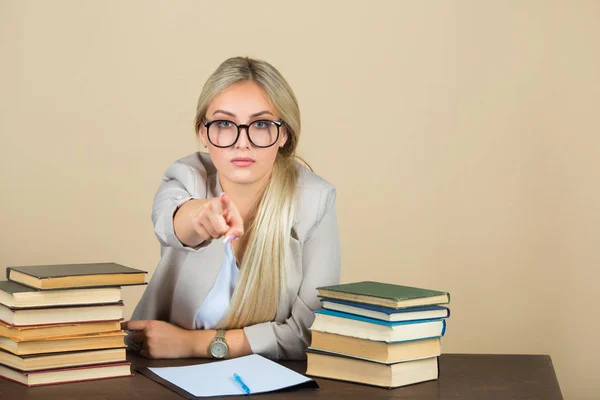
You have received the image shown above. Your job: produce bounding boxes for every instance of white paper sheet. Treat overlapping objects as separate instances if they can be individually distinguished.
[148,354,312,397]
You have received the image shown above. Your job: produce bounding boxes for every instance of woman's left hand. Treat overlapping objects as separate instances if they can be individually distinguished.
[123,320,207,359]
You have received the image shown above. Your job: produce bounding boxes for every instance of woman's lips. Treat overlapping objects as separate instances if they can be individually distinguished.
[231,157,255,167]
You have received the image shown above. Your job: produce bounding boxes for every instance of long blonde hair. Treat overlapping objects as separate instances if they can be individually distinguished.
[194,57,301,329]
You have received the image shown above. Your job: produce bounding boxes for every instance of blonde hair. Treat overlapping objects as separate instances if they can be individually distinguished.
[194,57,301,329]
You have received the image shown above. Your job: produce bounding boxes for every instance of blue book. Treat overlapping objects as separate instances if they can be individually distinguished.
[320,298,450,322]
[311,309,446,343]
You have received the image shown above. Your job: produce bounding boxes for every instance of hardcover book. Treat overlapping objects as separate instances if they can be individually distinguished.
[0,347,126,371]
[0,361,132,386]
[310,309,446,342]
[0,302,124,327]
[306,349,439,388]
[320,299,450,322]
[317,281,449,309]
[6,263,147,290]
[0,280,122,308]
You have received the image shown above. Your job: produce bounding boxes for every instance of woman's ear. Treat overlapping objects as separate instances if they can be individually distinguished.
[279,125,289,149]
[198,123,208,148]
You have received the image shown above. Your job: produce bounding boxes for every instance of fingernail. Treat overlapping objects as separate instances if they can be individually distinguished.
[220,192,226,197]
[223,235,234,244]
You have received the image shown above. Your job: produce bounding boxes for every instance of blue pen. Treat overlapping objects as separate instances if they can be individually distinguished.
[233,373,251,395]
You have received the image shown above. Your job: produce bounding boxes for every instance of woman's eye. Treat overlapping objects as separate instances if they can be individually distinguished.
[217,121,233,128]
[253,121,268,129]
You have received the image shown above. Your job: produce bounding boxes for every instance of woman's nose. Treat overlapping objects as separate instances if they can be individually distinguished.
[235,126,252,149]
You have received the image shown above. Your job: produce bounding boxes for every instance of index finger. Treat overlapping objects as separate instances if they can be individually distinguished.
[219,192,231,211]
[122,320,149,331]
[224,201,244,238]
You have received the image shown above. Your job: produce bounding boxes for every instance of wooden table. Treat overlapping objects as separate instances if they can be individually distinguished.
[0,352,563,399]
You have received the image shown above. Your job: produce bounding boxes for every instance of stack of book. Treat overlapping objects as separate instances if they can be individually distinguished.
[306,281,450,388]
[0,262,147,386]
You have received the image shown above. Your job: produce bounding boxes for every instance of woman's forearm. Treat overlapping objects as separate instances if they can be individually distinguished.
[190,329,253,359]
[173,199,209,247]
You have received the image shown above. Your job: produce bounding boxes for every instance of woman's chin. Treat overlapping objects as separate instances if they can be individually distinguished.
[223,170,264,186]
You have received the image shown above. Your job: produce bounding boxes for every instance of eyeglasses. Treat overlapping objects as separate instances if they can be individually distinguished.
[203,119,283,148]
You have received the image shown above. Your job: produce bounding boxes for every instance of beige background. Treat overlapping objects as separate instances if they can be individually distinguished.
[1,1,598,398]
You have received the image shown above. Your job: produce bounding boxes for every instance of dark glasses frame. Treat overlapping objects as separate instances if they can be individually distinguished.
[203,119,283,148]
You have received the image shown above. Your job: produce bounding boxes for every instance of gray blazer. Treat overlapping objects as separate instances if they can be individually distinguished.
[129,152,342,360]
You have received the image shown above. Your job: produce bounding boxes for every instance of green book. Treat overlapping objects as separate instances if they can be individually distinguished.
[316,281,450,309]
[6,263,147,290]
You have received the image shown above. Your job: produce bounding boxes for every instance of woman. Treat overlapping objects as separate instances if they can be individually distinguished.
[124,57,341,361]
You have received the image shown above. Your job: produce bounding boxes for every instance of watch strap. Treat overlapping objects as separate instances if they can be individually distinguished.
[215,329,226,341]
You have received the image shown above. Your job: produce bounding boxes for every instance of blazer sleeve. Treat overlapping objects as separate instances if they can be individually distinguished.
[242,187,342,360]
[152,161,212,252]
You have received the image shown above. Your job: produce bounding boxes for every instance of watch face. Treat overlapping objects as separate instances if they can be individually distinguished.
[210,341,227,358]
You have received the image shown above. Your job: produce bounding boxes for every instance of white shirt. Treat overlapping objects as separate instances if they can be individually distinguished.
[194,242,239,329]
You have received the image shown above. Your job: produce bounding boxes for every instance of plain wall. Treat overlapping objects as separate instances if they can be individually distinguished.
[1,1,598,399]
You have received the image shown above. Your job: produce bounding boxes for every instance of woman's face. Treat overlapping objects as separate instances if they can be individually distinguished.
[200,81,288,187]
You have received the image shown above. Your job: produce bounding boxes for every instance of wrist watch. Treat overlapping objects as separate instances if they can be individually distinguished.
[209,329,228,359]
